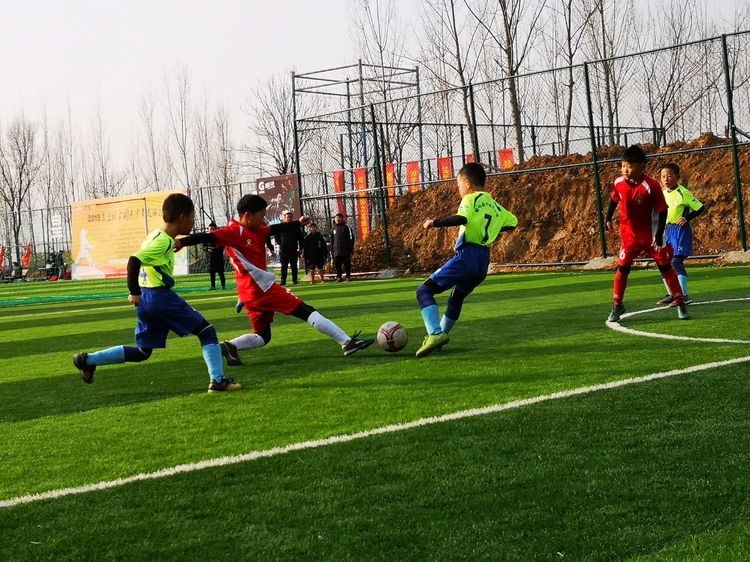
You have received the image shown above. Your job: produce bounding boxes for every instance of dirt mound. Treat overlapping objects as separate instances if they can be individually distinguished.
[354,133,750,272]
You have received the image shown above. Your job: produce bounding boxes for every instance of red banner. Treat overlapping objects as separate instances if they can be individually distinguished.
[437,156,454,180]
[20,243,31,268]
[353,168,370,240]
[0,247,5,273]
[498,149,516,170]
[385,163,396,207]
[332,170,346,216]
[465,153,474,163]
[405,161,420,193]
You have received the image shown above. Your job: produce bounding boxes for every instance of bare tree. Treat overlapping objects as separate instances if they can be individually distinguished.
[0,118,41,265]
[247,72,301,175]
[464,0,548,164]
[139,88,167,191]
[164,67,193,189]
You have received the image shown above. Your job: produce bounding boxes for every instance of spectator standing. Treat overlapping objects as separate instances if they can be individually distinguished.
[331,213,354,282]
[303,223,329,284]
[275,211,303,286]
[205,222,226,290]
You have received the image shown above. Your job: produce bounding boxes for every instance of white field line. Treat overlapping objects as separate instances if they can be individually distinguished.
[3,353,750,510]
[606,297,750,344]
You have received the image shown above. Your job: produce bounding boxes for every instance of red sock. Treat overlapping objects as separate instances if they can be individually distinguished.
[613,269,628,306]
[662,268,684,305]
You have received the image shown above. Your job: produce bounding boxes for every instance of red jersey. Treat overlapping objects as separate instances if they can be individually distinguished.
[210,220,277,299]
[611,174,667,246]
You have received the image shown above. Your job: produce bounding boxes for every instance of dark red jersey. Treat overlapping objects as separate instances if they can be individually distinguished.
[611,174,667,246]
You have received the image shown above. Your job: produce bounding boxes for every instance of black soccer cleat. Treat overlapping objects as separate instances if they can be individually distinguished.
[73,352,96,384]
[220,341,243,367]
[342,331,375,357]
[208,377,242,393]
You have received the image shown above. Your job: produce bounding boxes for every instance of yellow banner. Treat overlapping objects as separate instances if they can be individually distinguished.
[71,190,187,280]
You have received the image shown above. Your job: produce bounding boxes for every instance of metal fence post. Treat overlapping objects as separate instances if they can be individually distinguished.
[722,34,748,251]
[584,63,608,258]
[371,105,391,268]
[468,82,480,162]
[291,71,304,216]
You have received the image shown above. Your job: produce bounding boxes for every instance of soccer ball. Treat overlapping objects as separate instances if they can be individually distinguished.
[377,321,408,352]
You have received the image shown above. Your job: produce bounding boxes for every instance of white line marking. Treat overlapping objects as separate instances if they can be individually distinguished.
[3,353,750,510]
[606,297,750,344]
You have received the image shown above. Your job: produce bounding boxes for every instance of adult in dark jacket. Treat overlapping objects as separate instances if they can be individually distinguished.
[331,213,354,282]
[275,211,304,285]
[303,223,329,284]
[205,222,226,289]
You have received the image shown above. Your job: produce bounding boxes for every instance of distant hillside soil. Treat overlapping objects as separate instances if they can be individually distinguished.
[354,133,750,272]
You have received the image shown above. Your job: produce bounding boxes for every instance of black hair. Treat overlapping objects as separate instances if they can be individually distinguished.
[309,222,318,228]
[208,221,218,228]
[661,162,680,176]
[622,145,647,164]
[335,213,344,218]
[237,194,268,216]
[458,162,486,187]
[162,193,194,223]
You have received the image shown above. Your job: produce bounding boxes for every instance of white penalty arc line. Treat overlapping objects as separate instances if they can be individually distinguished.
[3,353,750,510]
[606,297,750,344]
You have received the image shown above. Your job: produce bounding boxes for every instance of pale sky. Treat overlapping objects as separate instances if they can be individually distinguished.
[0,0,358,166]
[0,0,744,176]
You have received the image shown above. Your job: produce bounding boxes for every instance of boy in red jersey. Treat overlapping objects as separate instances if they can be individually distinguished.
[175,194,373,364]
[605,145,688,322]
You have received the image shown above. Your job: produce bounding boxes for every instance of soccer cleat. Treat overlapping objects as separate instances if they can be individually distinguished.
[683,294,693,305]
[73,352,96,384]
[657,294,674,305]
[607,304,626,323]
[677,304,691,320]
[342,331,375,356]
[235,301,245,314]
[415,332,450,358]
[207,377,242,393]
[220,341,243,367]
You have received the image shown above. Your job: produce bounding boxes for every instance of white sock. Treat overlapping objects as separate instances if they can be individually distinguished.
[662,279,671,295]
[307,311,349,345]
[231,333,266,350]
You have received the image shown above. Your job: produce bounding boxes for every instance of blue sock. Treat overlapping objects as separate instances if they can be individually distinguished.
[440,315,456,334]
[420,304,442,335]
[87,346,125,366]
[202,343,224,382]
[678,274,688,295]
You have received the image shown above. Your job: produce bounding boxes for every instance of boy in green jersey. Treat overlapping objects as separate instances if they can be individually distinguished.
[415,163,517,358]
[73,193,241,393]
[657,163,705,306]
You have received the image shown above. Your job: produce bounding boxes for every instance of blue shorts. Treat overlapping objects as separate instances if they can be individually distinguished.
[135,288,206,349]
[429,244,489,293]
[665,224,693,256]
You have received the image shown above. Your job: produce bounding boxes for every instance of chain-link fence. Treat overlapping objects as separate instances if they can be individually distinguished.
[295,32,750,264]
[3,32,750,280]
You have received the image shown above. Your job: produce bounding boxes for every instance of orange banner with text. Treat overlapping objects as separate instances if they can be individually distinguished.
[332,170,346,216]
[70,190,188,280]
[405,161,420,193]
[353,168,370,240]
[498,149,516,170]
[385,163,396,206]
[437,156,454,180]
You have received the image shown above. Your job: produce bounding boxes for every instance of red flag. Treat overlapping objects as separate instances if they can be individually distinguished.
[21,243,31,268]
[353,168,370,240]
[437,156,454,180]
[498,149,515,170]
[405,161,420,193]
[385,163,396,207]
[0,247,5,273]
[332,170,346,217]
